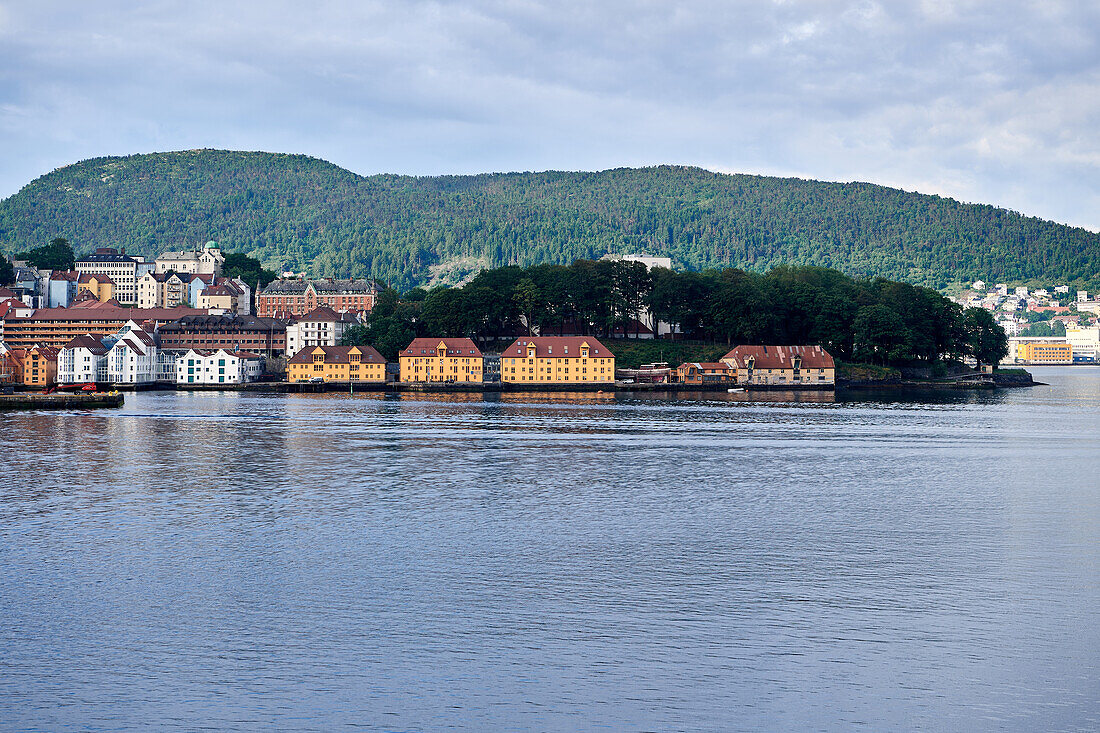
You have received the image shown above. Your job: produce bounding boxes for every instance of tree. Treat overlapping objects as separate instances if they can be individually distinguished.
[0,257,13,286]
[853,305,911,365]
[15,237,74,270]
[223,252,277,288]
[962,308,1008,367]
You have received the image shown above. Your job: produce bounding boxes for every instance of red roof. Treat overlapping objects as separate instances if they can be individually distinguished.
[62,335,109,354]
[400,338,482,358]
[78,273,114,284]
[721,345,835,370]
[294,306,360,323]
[502,336,614,358]
[7,306,206,322]
[287,344,386,365]
[50,270,80,282]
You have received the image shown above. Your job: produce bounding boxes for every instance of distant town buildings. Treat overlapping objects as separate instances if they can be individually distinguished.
[157,314,289,356]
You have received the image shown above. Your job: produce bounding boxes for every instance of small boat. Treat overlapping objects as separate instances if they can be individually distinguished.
[727,388,745,393]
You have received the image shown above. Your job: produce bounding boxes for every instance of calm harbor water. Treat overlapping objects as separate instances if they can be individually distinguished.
[1,367,1098,731]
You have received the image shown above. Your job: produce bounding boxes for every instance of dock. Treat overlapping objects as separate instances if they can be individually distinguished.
[0,392,125,410]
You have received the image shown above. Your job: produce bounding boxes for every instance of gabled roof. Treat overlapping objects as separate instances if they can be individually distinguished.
[400,338,482,358]
[78,272,115,284]
[502,336,614,358]
[286,344,386,365]
[62,335,109,354]
[721,345,835,370]
[50,270,80,282]
[293,306,360,323]
[261,279,310,294]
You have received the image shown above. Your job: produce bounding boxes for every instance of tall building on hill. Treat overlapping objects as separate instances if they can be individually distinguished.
[75,248,153,306]
[155,241,225,276]
[257,279,377,317]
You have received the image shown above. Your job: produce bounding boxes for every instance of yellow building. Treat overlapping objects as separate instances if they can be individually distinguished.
[77,273,116,303]
[286,344,387,383]
[399,338,483,383]
[1016,342,1072,364]
[501,337,615,384]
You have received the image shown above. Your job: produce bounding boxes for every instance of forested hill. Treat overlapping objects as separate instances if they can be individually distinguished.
[1,149,1096,290]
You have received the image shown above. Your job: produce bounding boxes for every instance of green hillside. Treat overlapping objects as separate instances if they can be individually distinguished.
[1,149,1096,290]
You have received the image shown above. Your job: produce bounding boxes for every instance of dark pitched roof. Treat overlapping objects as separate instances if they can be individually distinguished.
[62,335,109,354]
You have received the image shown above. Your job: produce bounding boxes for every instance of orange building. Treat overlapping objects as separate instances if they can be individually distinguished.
[77,273,116,302]
[2,346,60,387]
[1015,342,1072,364]
[399,338,483,383]
[500,337,615,384]
[676,362,734,384]
[286,344,387,383]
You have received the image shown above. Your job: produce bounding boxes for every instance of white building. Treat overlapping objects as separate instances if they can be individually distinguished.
[57,334,110,384]
[600,252,674,270]
[1014,286,1029,297]
[155,241,225,276]
[1078,290,1089,303]
[1055,285,1070,294]
[995,283,1009,295]
[105,321,160,384]
[1065,325,1100,361]
[176,348,264,385]
[285,306,362,358]
[75,248,153,306]
[971,280,986,292]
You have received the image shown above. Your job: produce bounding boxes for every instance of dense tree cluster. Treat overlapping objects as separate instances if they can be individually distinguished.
[1,150,1097,291]
[342,260,1008,367]
[13,237,75,271]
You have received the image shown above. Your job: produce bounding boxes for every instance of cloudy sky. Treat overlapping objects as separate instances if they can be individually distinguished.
[2,1,1099,229]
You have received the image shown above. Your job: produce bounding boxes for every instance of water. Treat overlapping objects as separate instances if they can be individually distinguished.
[1,367,1097,731]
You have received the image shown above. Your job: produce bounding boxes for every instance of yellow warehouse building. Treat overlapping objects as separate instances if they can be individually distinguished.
[501,337,615,384]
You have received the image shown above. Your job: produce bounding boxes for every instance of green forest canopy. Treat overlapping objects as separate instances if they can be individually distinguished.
[1,149,1097,291]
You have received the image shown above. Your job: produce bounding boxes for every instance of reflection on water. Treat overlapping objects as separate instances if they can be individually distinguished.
[0,368,1098,731]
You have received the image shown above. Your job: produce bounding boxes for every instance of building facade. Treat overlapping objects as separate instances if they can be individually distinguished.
[47,271,79,308]
[177,348,264,385]
[58,335,110,384]
[285,306,362,358]
[675,362,734,384]
[1015,341,1073,364]
[257,279,377,317]
[399,338,483,383]
[77,273,116,303]
[720,345,836,387]
[1,304,206,350]
[75,248,152,305]
[155,242,225,275]
[156,314,288,355]
[4,346,60,387]
[287,344,387,383]
[500,337,615,384]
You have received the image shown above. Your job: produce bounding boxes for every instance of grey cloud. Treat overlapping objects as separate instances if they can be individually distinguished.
[1,0,1099,230]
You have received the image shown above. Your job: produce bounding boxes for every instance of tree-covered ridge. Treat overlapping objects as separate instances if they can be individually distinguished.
[1,149,1097,290]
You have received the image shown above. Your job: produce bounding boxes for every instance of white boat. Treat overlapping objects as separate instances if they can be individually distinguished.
[727,388,745,393]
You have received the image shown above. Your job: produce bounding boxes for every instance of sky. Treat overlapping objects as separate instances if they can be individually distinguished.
[2,0,1099,230]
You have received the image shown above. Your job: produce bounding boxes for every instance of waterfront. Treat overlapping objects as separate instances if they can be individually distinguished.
[1,367,1097,731]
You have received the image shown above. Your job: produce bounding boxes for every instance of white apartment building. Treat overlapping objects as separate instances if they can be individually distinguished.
[1066,325,1100,361]
[285,306,362,358]
[176,348,263,385]
[57,334,110,384]
[105,321,160,384]
[75,248,153,306]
